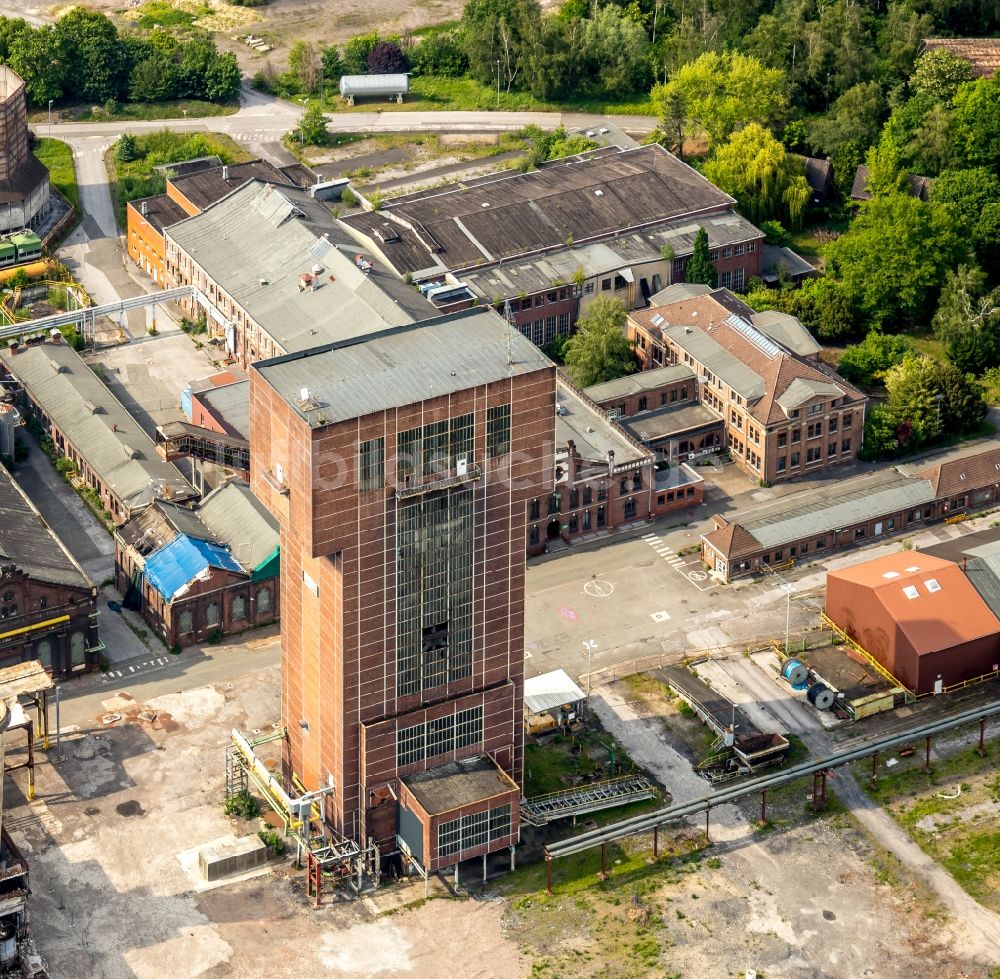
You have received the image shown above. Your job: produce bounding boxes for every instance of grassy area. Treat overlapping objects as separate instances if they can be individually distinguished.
[29,100,238,125]
[107,129,253,228]
[286,76,654,117]
[132,0,209,29]
[856,739,1000,911]
[901,327,948,363]
[33,138,78,212]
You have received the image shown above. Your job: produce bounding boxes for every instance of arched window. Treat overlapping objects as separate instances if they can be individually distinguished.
[205,603,220,627]
[36,639,52,670]
[179,610,193,634]
[257,588,271,613]
[231,595,246,621]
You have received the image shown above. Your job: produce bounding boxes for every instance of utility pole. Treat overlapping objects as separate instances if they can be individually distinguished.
[784,583,795,655]
[496,59,501,110]
[583,640,597,698]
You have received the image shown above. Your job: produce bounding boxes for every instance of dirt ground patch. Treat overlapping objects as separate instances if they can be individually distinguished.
[5,666,529,979]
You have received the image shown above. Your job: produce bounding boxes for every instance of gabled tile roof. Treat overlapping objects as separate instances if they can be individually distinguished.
[922,38,1000,78]
[703,520,763,560]
[917,445,1000,498]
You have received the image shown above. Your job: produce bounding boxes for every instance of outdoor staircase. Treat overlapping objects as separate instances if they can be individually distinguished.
[520,774,657,827]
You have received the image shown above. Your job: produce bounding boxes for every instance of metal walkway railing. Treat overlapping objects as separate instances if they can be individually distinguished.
[521,774,657,826]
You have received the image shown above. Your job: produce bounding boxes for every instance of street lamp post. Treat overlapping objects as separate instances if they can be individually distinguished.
[583,640,597,698]
[784,583,795,655]
[496,59,500,110]
[47,100,53,137]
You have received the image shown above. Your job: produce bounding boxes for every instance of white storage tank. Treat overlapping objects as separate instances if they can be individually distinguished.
[339,74,409,105]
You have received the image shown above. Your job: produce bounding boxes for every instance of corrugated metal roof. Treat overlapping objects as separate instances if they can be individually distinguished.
[740,469,936,549]
[144,534,243,601]
[524,669,586,714]
[166,182,437,355]
[663,324,765,401]
[0,342,195,510]
[198,482,278,572]
[255,307,553,423]
[0,464,91,589]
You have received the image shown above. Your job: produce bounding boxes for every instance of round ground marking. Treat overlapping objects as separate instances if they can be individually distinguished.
[687,570,708,582]
[584,579,615,598]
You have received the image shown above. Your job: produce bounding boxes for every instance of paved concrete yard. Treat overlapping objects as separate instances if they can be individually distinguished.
[5,666,528,979]
[85,331,224,439]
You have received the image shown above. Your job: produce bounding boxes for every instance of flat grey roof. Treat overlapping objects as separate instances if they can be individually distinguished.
[736,469,936,549]
[585,364,695,404]
[556,382,648,468]
[624,402,722,443]
[403,755,516,815]
[254,307,553,424]
[199,380,249,440]
[663,323,765,401]
[0,464,92,589]
[166,181,437,355]
[0,342,196,510]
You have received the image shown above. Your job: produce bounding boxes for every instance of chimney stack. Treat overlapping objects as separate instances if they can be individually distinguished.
[141,200,147,217]
[222,165,229,182]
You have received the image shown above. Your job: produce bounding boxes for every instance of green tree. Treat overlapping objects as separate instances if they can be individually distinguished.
[582,6,650,97]
[203,53,241,102]
[321,45,343,80]
[8,26,66,105]
[114,132,139,162]
[520,16,586,101]
[910,48,974,103]
[932,264,1000,375]
[650,51,787,148]
[55,9,125,103]
[809,82,884,160]
[702,123,810,227]
[836,331,912,387]
[296,104,329,146]
[951,77,1000,173]
[563,297,635,387]
[931,168,1000,234]
[409,34,467,78]
[127,51,178,103]
[342,31,380,75]
[684,227,717,287]
[799,277,859,341]
[461,0,540,91]
[975,203,1000,281]
[825,194,968,328]
[289,40,322,93]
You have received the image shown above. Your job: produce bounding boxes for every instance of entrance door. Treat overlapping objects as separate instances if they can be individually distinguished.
[874,521,883,535]
[546,519,561,540]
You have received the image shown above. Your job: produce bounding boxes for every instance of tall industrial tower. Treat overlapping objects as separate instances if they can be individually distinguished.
[250,307,555,874]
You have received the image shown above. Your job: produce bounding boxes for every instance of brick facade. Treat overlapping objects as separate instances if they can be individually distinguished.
[250,316,555,869]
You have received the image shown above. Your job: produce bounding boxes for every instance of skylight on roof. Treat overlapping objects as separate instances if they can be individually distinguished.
[650,314,664,326]
[882,571,900,579]
[924,578,942,593]
[903,585,920,599]
[905,566,920,573]
[726,313,782,358]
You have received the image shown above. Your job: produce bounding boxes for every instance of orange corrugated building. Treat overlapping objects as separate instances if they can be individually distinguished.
[825,552,1000,695]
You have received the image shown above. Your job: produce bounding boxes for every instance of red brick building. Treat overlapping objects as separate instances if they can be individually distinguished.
[0,463,101,677]
[629,288,866,485]
[526,379,703,554]
[250,308,555,874]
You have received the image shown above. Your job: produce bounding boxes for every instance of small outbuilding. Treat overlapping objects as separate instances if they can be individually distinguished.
[825,552,1000,695]
[523,668,586,734]
[338,74,409,106]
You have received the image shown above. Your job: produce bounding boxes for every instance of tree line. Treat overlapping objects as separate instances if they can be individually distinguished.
[0,10,240,107]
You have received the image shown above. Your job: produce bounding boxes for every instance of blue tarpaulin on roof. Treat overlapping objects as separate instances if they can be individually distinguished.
[144,534,243,601]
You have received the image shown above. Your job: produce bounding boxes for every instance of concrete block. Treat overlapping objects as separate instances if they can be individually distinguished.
[198,834,269,881]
